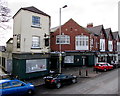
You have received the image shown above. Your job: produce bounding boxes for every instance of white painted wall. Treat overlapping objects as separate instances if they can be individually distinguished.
[13,9,50,53]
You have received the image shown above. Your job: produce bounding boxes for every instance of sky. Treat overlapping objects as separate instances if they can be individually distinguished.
[0,0,119,46]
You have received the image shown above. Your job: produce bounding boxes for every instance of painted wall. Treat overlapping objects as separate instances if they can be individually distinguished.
[13,10,50,53]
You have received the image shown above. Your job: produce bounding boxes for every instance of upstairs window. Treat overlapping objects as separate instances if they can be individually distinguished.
[32,36,40,48]
[56,35,70,44]
[32,16,40,27]
[100,39,105,51]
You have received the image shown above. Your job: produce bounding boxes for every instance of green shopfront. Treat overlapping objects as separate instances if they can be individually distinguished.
[12,53,50,79]
[63,51,96,67]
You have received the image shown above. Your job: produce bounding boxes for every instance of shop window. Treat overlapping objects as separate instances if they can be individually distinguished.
[64,56,74,63]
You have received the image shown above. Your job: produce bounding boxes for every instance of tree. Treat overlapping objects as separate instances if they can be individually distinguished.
[0,0,11,29]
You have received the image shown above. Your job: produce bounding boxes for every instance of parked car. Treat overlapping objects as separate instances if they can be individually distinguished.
[94,62,113,71]
[0,79,35,96]
[43,73,77,89]
[110,61,120,68]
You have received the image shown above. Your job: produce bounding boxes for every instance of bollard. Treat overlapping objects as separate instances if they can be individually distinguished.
[86,70,88,76]
[79,69,81,76]
[96,70,98,74]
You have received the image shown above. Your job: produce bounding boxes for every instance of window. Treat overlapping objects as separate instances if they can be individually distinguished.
[32,16,40,27]
[32,36,40,48]
[75,35,89,50]
[2,82,11,89]
[26,59,47,73]
[11,81,23,87]
[108,41,113,51]
[100,39,105,51]
[56,35,70,44]
[76,35,88,46]
[64,56,74,63]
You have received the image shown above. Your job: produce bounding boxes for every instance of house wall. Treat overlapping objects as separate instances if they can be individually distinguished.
[50,19,90,52]
[13,10,50,53]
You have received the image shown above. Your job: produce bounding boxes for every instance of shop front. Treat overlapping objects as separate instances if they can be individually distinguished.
[12,53,50,79]
[63,51,96,67]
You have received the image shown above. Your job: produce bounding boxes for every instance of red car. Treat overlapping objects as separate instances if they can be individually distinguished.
[94,62,113,71]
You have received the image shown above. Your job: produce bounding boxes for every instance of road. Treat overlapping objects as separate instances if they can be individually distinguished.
[34,69,118,95]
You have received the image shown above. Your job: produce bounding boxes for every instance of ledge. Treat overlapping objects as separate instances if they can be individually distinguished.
[31,25,41,29]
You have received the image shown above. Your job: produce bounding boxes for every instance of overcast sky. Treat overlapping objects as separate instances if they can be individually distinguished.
[0,0,119,46]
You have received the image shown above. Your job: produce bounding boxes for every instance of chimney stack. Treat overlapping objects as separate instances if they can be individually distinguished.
[87,23,93,28]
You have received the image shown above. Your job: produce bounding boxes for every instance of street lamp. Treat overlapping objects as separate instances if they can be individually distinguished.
[59,5,67,73]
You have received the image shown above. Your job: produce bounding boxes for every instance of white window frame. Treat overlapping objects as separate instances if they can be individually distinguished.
[56,35,70,44]
[100,39,105,51]
[75,35,89,50]
[32,36,40,48]
[32,16,40,27]
[108,41,113,51]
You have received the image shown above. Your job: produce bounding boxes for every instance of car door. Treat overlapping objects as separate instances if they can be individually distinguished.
[11,81,27,95]
[58,74,68,85]
[107,63,112,69]
[2,82,17,95]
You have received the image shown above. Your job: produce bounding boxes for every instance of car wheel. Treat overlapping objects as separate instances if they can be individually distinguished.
[72,78,77,84]
[104,68,107,72]
[27,89,34,95]
[56,83,61,89]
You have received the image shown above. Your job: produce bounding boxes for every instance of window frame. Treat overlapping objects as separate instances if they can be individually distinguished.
[56,35,70,44]
[32,36,40,49]
[32,16,40,27]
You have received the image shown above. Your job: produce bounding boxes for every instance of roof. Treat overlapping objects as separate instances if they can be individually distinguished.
[0,80,10,84]
[87,25,103,35]
[112,31,119,39]
[51,18,89,33]
[6,38,13,44]
[51,26,59,32]
[105,28,114,39]
[13,6,50,18]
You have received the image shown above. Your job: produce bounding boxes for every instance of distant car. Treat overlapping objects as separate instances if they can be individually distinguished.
[110,61,120,68]
[43,74,77,89]
[0,79,35,96]
[94,62,113,71]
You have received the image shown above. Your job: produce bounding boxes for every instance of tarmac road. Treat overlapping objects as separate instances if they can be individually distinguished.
[34,68,118,95]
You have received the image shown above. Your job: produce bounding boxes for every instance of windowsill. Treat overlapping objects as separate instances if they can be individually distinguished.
[31,47,42,49]
[31,25,41,29]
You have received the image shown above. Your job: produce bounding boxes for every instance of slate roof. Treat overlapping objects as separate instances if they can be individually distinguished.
[51,26,59,32]
[87,25,103,35]
[105,28,114,39]
[13,6,50,18]
[112,31,119,39]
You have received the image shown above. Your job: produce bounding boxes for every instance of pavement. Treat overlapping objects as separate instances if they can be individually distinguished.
[25,67,101,87]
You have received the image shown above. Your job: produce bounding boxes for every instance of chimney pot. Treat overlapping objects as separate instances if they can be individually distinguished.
[87,23,93,28]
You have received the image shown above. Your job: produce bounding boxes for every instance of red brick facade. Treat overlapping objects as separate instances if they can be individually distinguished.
[50,19,90,52]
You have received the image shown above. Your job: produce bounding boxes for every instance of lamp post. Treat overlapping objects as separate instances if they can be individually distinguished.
[59,5,67,73]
